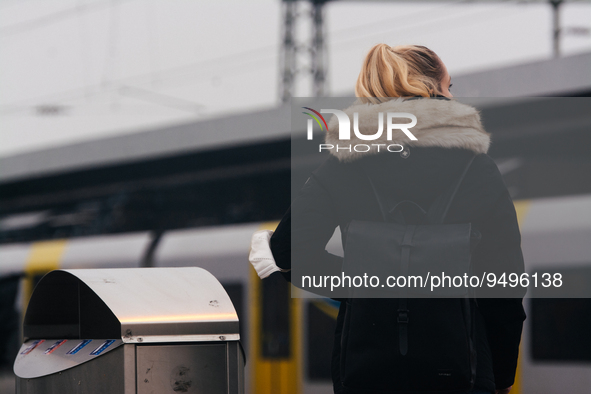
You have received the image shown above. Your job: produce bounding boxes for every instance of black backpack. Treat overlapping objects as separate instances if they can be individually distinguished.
[340,155,480,393]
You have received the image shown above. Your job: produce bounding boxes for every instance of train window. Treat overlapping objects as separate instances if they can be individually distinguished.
[0,274,22,368]
[306,300,339,381]
[261,273,290,358]
[530,297,591,362]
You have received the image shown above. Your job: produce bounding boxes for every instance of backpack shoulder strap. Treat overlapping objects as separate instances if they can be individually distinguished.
[364,173,389,222]
[427,154,476,225]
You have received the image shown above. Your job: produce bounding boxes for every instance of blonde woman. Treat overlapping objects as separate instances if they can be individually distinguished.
[251,44,524,394]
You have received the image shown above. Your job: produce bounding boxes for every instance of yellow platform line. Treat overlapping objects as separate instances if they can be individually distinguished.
[23,239,67,308]
[312,300,339,320]
[249,221,302,394]
[511,199,531,394]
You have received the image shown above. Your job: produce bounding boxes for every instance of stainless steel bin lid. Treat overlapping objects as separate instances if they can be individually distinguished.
[22,267,240,344]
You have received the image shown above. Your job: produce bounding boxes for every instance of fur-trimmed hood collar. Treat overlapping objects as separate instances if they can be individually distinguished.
[325,98,490,162]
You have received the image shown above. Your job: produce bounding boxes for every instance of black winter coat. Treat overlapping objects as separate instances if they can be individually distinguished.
[270,98,526,394]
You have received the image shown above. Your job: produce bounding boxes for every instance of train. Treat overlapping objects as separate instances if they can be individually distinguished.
[1,192,591,393]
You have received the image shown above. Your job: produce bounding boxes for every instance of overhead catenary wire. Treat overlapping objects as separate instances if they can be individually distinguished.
[330,1,529,47]
[77,0,93,103]
[117,85,204,114]
[0,0,133,37]
[0,46,280,115]
[143,0,162,89]
[327,0,471,41]
[0,0,35,12]
[343,9,528,51]
[0,4,478,113]
[0,4,520,116]
[101,0,122,110]
[0,1,564,115]
[1,1,478,114]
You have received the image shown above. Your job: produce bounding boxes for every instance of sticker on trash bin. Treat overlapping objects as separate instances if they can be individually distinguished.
[20,339,45,355]
[67,339,92,355]
[44,339,67,354]
[90,340,115,356]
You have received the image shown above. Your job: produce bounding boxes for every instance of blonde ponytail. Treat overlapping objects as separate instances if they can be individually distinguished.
[355,44,445,103]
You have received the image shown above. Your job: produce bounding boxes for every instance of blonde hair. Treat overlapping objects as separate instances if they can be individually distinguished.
[355,44,445,103]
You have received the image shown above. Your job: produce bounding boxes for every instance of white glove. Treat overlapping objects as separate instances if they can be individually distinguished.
[249,230,290,279]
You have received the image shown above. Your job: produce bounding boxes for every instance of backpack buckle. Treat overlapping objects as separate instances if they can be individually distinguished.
[397,309,409,323]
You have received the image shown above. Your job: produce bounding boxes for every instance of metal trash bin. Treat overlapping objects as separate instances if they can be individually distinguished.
[14,267,244,394]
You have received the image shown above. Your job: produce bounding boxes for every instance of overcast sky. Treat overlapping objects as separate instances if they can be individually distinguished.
[1,0,590,158]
